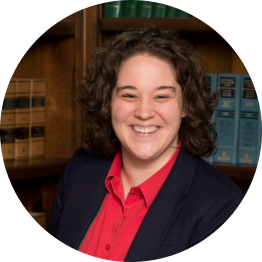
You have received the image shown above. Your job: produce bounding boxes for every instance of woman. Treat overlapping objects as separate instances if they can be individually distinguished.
[47,26,244,261]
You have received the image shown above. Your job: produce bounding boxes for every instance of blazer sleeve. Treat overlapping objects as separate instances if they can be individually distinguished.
[46,148,87,237]
[188,189,244,248]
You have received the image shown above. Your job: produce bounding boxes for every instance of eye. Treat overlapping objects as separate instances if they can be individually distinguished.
[122,94,137,99]
[155,95,169,100]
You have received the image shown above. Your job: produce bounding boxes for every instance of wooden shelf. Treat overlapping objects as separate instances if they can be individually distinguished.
[5,157,69,181]
[99,17,213,33]
[43,22,75,36]
[213,163,256,181]
[4,156,255,182]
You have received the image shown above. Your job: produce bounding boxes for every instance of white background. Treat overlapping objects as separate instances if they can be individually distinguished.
[0,0,261,261]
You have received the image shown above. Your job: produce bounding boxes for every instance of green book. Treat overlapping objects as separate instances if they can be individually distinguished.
[104,1,125,18]
[151,3,166,18]
[123,0,138,17]
[176,9,186,17]
[176,9,193,18]
[137,1,153,17]
[185,12,193,18]
[165,6,179,17]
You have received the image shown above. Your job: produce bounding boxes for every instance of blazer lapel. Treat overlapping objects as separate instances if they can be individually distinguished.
[125,149,199,261]
[57,156,113,249]
[125,184,181,262]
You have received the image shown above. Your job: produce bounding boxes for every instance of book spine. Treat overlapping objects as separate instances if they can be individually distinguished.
[30,80,46,157]
[137,1,153,18]
[123,0,138,17]
[165,6,179,17]
[204,74,218,163]
[176,9,187,17]
[184,12,193,18]
[176,9,192,18]
[214,74,240,164]
[1,80,16,159]
[104,1,125,18]
[151,3,166,18]
[15,80,30,159]
[257,110,262,163]
[237,75,259,165]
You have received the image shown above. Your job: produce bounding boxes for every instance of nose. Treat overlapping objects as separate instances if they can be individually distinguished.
[134,98,155,120]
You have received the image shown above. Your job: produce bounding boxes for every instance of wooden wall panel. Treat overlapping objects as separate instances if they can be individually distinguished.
[192,33,232,73]
[43,37,75,158]
[101,31,235,75]
[230,49,248,74]
[71,6,101,151]
[84,5,100,67]
[12,36,75,158]
[73,10,84,153]
[60,13,75,23]
[11,175,61,227]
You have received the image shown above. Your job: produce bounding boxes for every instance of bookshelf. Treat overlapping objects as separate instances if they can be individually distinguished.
[2,4,257,225]
[3,10,87,226]
[5,157,69,181]
[43,22,75,36]
[99,17,213,32]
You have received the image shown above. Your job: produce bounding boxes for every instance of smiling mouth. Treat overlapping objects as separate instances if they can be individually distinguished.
[132,126,159,134]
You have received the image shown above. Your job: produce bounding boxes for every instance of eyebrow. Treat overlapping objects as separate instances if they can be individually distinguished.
[156,86,177,93]
[116,85,177,93]
[116,86,136,93]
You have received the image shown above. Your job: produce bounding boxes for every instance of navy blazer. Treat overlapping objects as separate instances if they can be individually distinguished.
[47,147,244,261]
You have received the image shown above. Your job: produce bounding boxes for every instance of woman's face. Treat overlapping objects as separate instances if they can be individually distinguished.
[111,54,186,163]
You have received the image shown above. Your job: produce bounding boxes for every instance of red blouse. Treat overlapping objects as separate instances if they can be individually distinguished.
[78,141,181,261]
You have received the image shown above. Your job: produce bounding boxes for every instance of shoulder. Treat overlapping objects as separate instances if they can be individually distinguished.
[175,152,244,247]
[176,149,244,215]
[67,146,113,168]
[195,156,243,195]
[178,149,243,195]
[60,147,114,189]
[183,154,244,220]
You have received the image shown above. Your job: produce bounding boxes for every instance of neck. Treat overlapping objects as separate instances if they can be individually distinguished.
[121,146,176,198]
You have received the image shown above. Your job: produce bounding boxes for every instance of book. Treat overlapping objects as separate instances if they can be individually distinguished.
[30,80,46,157]
[29,212,46,228]
[165,6,179,17]
[137,1,153,17]
[214,74,241,164]
[237,75,260,165]
[258,111,262,162]
[15,79,30,159]
[0,80,16,160]
[204,74,218,163]
[176,9,193,18]
[104,1,125,18]
[123,0,138,17]
[151,3,166,18]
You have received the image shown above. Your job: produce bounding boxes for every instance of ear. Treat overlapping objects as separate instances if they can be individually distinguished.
[182,109,187,118]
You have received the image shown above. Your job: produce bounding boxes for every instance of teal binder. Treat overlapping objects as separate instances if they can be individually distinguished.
[237,75,260,165]
[257,110,262,163]
[214,74,241,164]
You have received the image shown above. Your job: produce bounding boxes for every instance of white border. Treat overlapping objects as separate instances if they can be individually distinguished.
[0,1,261,261]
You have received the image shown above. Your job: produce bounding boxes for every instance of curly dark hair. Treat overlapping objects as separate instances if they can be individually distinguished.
[78,26,219,159]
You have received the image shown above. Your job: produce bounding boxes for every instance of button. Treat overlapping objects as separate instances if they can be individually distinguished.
[105,244,111,251]
[134,188,139,193]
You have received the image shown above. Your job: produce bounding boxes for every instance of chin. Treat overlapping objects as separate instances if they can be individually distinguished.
[131,149,158,161]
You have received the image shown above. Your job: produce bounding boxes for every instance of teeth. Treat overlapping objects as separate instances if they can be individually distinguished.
[132,126,159,134]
